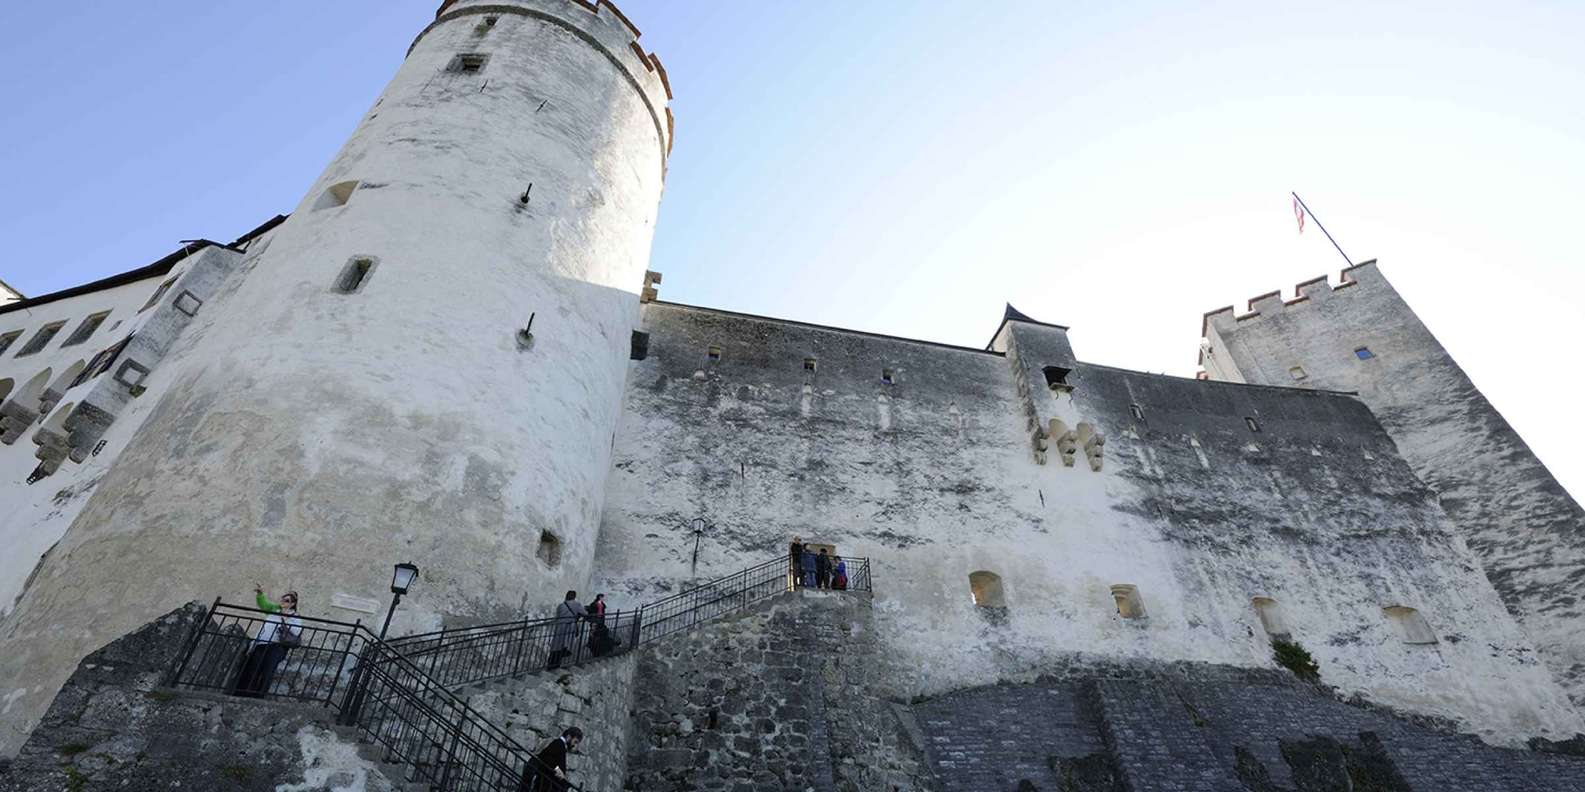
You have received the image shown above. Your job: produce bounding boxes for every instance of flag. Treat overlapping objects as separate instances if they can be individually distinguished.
[1293,195,1305,234]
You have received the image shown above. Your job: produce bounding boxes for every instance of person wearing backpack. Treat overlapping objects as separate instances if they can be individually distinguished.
[232,584,302,698]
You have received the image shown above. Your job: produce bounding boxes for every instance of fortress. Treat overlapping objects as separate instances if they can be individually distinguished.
[2,2,1584,790]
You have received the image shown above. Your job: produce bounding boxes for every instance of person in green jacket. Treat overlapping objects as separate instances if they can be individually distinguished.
[231,584,301,698]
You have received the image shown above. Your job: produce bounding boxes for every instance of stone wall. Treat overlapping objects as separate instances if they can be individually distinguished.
[598,301,1580,744]
[1201,261,1585,712]
[626,590,935,792]
[914,663,1585,792]
[467,653,638,792]
[0,603,405,792]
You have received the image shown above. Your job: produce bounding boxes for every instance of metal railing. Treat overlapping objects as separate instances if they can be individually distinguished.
[169,601,575,791]
[169,556,872,790]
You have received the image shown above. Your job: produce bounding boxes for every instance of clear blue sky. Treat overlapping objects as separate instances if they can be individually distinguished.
[2,1,1580,497]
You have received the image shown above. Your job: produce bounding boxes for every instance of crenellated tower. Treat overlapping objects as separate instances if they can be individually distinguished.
[0,0,672,753]
[1199,260,1585,710]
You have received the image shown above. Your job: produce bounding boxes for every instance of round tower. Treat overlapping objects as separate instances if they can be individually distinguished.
[0,0,672,750]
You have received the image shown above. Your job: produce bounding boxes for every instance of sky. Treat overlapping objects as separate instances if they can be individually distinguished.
[1,1,1580,499]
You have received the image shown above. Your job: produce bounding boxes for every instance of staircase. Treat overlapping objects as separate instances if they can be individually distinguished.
[169,556,873,791]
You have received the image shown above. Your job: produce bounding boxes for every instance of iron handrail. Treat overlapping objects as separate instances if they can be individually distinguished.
[169,601,575,791]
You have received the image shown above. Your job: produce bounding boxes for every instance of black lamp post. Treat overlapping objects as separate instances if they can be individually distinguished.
[688,518,711,577]
[379,562,419,642]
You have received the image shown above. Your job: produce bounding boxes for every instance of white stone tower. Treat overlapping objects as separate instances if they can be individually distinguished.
[0,0,672,753]
[1200,260,1585,710]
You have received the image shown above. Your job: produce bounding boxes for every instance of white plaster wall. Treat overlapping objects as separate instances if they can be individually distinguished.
[0,0,669,756]
[0,273,184,619]
[596,304,1582,746]
[1203,262,1585,714]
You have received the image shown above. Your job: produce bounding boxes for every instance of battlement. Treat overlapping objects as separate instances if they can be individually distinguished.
[1199,259,1382,342]
[421,0,674,155]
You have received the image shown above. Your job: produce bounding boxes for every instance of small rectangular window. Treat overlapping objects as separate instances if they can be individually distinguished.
[62,312,111,347]
[16,321,65,357]
[474,16,499,36]
[881,368,895,385]
[1289,365,1307,380]
[0,330,21,357]
[803,357,818,372]
[706,345,722,361]
[335,257,377,294]
[140,277,178,312]
[450,53,490,74]
[1354,347,1374,360]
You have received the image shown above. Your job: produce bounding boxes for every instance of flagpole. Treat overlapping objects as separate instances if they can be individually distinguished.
[1291,192,1352,267]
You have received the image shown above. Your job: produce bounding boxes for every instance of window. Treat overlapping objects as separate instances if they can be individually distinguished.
[969,571,1006,608]
[803,357,818,372]
[629,330,650,361]
[1129,404,1145,421]
[1043,366,1071,389]
[1245,416,1261,433]
[474,16,499,36]
[62,312,110,347]
[1383,606,1437,645]
[335,257,377,294]
[449,53,490,74]
[1355,347,1374,360]
[1289,366,1307,380]
[1252,597,1288,638]
[16,322,65,357]
[881,368,895,385]
[0,330,20,357]
[140,277,177,312]
[536,530,562,567]
[314,180,359,211]
[706,345,722,361]
[1111,584,1146,619]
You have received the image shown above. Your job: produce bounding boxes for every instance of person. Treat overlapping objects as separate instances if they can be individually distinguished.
[547,591,587,670]
[518,726,583,791]
[816,548,832,589]
[232,584,301,698]
[800,546,817,589]
[587,593,616,658]
[832,556,848,591]
[789,537,804,589]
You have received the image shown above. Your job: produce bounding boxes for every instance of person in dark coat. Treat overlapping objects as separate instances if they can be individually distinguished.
[587,593,617,658]
[789,537,804,589]
[518,727,582,791]
[816,548,832,589]
[800,547,817,589]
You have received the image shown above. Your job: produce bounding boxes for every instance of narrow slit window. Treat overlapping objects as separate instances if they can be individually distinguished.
[62,312,110,347]
[16,322,65,357]
[881,368,895,385]
[1245,416,1261,433]
[629,330,650,361]
[803,357,818,372]
[474,16,499,36]
[1129,404,1145,420]
[0,331,21,357]
[335,257,377,294]
[1355,347,1375,360]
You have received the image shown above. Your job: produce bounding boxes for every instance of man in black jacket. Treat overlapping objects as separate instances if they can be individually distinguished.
[519,727,582,791]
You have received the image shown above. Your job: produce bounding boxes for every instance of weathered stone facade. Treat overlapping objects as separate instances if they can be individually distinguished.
[626,591,933,792]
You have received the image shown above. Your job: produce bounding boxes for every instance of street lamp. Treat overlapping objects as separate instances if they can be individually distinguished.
[687,518,711,577]
[379,562,419,641]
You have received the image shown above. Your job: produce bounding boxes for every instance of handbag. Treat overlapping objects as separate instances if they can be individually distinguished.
[275,618,302,647]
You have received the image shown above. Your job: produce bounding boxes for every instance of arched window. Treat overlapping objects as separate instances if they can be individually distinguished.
[38,401,75,436]
[1252,597,1288,638]
[1382,606,1437,645]
[536,530,562,567]
[10,368,53,409]
[1110,584,1146,619]
[968,571,1006,608]
[43,360,87,405]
